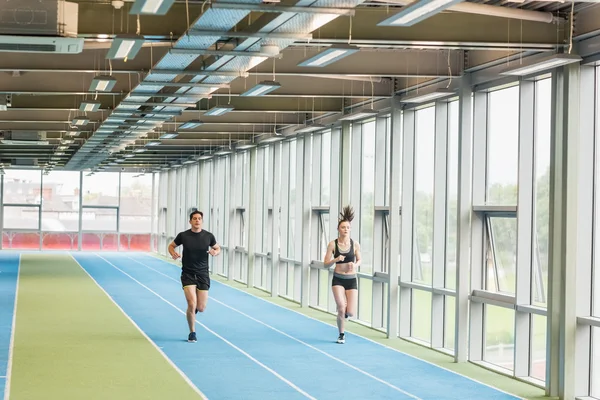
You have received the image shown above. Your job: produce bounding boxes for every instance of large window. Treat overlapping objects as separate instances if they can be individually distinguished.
[41,171,79,232]
[413,107,435,285]
[446,101,459,291]
[3,169,42,230]
[485,86,520,296]
[360,120,376,274]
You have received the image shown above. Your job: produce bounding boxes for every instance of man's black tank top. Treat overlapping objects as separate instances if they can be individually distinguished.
[333,239,355,263]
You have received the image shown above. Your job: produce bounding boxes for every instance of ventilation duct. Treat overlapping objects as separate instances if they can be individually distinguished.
[67,0,364,169]
[0,0,83,54]
[1,131,49,145]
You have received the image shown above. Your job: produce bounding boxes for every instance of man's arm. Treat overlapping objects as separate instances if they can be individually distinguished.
[208,243,221,256]
[169,234,182,260]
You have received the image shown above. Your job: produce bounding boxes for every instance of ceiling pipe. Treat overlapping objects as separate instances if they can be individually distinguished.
[372,0,558,23]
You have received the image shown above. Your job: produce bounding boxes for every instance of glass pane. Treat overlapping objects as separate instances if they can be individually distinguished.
[2,169,42,204]
[119,173,152,234]
[3,205,39,230]
[361,120,376,274]
[444,295,456,351]
[592,327,600,398]
[358,278,373,324]
[414,107,435,285]
[318,269,329,309]
[288,140,297,258]
[82,207,117,231]
[446,101,459,290]
[533,79,551,307]
[41,170,80,232]
[319,213,330,259]
[487,217,517,294]
[411,290,432,344]
[82,172,119,206]
[595,67,600,318]
[530,314,547,381]
[321,130,331,206]
[385,116,392,206]
[487,86,519,205]
[484,305,515,371]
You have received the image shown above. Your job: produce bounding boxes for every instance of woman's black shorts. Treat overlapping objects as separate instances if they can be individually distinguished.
[331,274,358,290]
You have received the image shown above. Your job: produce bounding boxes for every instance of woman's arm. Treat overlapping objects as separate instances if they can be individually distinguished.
[324,241,343,266]
[351,241,362,270]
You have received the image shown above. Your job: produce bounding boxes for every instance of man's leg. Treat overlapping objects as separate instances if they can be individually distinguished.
[195,274,210,314]
[183,285,198,333]
[196,289,208,313]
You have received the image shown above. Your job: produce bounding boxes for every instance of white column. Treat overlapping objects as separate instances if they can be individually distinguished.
[247,148,257,288]
[514,80,535,377]
[301,136,312,307]
[271,143,282,297]
[455,74,474,362]
[431,101,449,349]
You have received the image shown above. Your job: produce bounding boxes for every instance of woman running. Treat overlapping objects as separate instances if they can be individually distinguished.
[324,205,361,344]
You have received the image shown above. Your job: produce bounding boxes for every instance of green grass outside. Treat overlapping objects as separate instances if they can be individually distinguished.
[9,253,202,400]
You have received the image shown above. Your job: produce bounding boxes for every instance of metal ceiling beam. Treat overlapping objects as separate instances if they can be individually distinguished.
[0,91,123,96]
[169,48,282,58]
[209,2,356,15]
[187,29,313,40]
[0,67,458,79]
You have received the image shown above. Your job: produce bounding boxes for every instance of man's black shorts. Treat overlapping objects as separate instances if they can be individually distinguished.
[181,272,210,291]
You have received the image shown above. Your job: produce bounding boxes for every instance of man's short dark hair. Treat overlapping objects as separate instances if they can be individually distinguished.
[190,210,203,220]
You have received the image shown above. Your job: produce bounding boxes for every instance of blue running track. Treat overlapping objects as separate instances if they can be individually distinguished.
[60,252,523,400]
[0,253,19,400]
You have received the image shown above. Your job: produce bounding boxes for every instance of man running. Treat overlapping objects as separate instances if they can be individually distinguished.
[168,210,221,342]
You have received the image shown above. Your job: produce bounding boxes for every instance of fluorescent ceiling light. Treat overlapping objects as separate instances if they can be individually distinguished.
[130,0,175,15]
[241,81,281,97]
[183,159,196,165]
[124,154,135,158]
[298,45,359,67]
[179,120,203,129]
[235,140,256,150]
[500,54,582,76]
[294,124,325,134]
[215,149,233,155]
[134,148,147,153]
[106,34,145,60]
[338,108,379,121]
[90,75,117,92]
[80,101,101,112]
[400,89,456,103]
[204,106,234,116]
[145,141,161,146]
[257,134,284,144]
[160,132,178,139]
[72,117,89,126]
[377,0,464,27]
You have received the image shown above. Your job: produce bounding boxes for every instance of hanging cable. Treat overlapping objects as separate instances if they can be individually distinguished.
[568,1,575,54]
[446,50,452,89]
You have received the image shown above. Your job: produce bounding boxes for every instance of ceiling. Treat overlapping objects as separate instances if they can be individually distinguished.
[0,0,598,173]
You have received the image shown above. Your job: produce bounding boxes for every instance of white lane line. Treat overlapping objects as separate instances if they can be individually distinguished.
[145,253,524,400]
[144,253,526,400]
[71,254,208,400]
[4,253,21,400]
[127,255,421,400]
[93,253,316,400]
